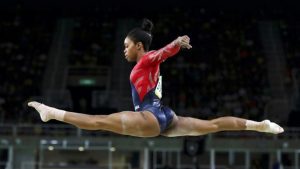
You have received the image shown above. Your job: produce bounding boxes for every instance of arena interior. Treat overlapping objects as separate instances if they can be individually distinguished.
[0,0,300,169]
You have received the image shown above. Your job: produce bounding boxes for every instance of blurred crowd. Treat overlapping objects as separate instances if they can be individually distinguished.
[0,15,54,123]
[279,19,300,88]
[69,16,116,67]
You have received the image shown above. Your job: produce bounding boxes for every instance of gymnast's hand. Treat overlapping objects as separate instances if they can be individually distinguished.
[175,35,192,49]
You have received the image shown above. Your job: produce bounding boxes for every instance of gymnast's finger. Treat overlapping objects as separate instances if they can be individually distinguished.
[182,43,192,49]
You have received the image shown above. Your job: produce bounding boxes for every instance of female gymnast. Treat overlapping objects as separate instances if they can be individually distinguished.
[28,19,284,137]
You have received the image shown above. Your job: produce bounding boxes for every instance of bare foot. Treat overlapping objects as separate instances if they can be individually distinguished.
[259,120,284,134]
[28,101,54,122]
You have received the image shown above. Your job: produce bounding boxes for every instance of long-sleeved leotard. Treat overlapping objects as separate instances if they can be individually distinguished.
[130,41,180,132]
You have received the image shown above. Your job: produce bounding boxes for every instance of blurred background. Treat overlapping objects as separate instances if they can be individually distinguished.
[0,0,300,169]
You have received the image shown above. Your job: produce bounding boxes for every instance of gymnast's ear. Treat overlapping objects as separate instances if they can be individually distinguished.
[136,42,143,50]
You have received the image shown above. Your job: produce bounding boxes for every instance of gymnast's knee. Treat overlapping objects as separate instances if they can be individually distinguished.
[92,115,110,129]
[208,120,221,132]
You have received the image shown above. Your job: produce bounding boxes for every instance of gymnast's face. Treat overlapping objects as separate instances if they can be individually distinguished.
[124,37,139,62]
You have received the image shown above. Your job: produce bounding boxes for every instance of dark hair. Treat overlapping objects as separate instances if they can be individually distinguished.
[127,18,153,51]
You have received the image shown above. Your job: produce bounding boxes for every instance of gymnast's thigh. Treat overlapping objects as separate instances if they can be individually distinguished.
[102,110,161,137]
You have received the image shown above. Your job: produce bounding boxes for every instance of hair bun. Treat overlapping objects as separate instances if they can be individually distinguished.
[141,18,153,33]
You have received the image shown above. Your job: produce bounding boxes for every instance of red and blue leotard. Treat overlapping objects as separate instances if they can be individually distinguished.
[130,41,180,132]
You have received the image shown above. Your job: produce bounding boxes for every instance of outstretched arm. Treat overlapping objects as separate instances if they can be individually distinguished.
[143,35,192,66]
